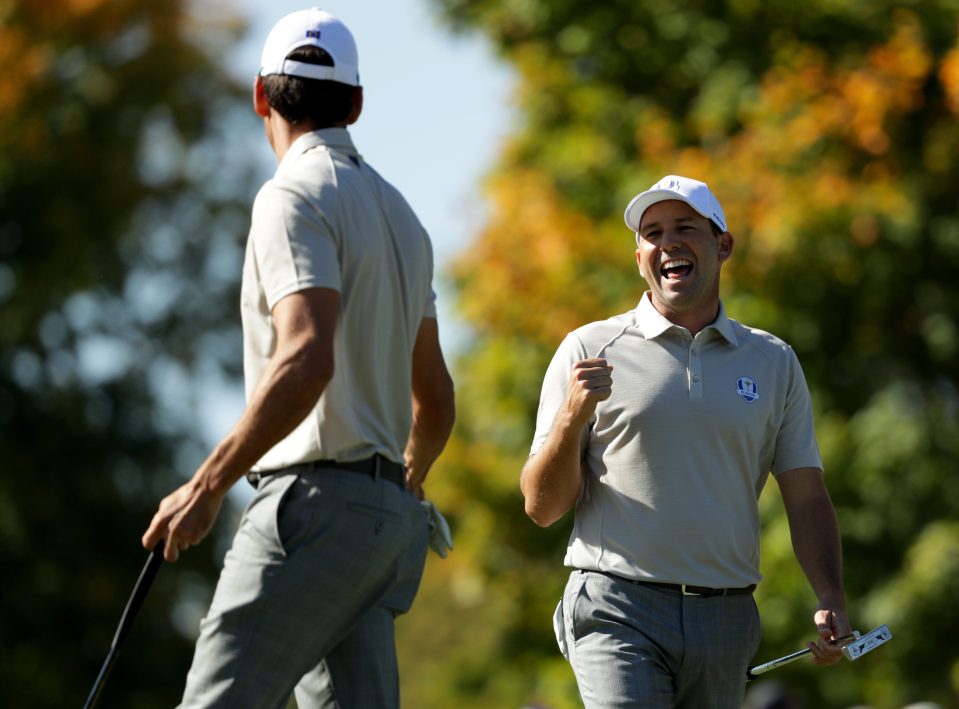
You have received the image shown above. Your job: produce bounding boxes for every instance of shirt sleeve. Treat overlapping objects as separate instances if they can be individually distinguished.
[422,226,437,319]
[530,333,591,457]
[770,347,824,475]
[250,180,340,311]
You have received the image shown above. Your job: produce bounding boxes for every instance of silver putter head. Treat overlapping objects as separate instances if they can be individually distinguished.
[842,624,892,661]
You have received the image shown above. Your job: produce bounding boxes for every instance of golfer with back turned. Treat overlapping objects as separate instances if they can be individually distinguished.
[141,8,455,707]
[522,175,851,707]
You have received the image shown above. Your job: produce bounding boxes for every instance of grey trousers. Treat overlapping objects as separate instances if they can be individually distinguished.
[557,570,761,709]
[178,467,429,709]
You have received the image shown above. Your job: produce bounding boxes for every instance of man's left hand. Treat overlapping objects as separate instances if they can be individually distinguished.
[808,606,853,665]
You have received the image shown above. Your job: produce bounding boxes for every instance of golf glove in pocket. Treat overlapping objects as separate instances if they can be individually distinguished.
[553,598,569,660]
[421,500,453,558]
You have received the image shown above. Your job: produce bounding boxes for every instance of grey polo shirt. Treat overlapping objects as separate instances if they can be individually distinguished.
[241,128,436,472]
[531,293,822,588]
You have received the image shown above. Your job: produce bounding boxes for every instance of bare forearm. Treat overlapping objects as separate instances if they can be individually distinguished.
[524,357,611,527]
[143,289,338,561]
[405,318,455,490]
[196,348,332,495]
[776,467,851,661]
[405,394,455,487]
[790,495,845,605]
[779,469,846,606]
[521,410,586,527]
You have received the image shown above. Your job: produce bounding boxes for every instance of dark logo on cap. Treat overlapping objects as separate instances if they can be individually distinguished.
[306,29,322,39]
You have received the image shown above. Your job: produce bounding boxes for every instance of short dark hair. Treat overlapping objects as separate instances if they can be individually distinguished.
[261,46,357,127]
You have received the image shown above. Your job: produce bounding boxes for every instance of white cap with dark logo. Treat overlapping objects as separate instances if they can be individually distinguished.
[259,7,360,87]
[624,175,728,233]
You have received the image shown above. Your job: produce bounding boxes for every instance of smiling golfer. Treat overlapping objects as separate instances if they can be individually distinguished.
[522,175,850,708]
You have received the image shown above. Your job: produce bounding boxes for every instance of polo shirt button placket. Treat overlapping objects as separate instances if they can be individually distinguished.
[689,342,704,400]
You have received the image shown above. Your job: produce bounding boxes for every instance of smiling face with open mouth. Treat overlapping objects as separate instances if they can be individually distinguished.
[636,200,734,334]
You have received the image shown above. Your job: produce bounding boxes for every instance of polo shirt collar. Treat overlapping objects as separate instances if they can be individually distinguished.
[636,292,739,346]
[280,127,359,169]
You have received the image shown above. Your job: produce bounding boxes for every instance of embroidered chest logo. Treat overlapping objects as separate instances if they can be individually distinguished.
[736,376,759,403]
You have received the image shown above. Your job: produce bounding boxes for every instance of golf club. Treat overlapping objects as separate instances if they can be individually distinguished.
[83,542,165,709]
[747,624,892,681]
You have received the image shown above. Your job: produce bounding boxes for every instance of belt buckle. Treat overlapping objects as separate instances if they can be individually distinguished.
[681,584,704,597]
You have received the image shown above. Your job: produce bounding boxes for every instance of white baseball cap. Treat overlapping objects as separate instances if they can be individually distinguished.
[259,8,360,87]
[624,175,727,233]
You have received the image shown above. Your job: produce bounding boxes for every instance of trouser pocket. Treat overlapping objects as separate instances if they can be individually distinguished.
[241,473,300,557]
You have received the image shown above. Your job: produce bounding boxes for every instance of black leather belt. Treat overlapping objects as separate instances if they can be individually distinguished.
[248,454,406,489]
[594,570,756,597]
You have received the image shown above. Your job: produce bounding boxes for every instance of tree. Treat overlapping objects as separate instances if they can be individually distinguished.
[0,1,258,705]
[401,1,959,706]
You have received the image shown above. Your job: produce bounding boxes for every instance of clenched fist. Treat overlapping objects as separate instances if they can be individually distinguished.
[563,358,613,425]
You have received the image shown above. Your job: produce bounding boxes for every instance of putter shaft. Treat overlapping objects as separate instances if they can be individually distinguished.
[746,631,859,680]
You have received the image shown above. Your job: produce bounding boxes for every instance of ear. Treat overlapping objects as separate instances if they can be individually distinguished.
[717,231,734,263]
[344,86,364,125]
[253,76,270,118]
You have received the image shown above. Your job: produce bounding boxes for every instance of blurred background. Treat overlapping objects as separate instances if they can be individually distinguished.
[2,0,958,707]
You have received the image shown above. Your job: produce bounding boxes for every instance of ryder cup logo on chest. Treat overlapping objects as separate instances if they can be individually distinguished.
[736,376,759,403]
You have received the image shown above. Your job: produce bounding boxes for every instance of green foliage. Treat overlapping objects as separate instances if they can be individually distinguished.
[0,1,257,705]
[403,0,959,706]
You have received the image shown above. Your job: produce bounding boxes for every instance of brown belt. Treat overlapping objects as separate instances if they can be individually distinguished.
[248,454,406,489]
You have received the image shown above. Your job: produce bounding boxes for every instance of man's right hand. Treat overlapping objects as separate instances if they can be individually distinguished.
[520,357,613,527]
[562,358,613,424]
[142,479,225,563]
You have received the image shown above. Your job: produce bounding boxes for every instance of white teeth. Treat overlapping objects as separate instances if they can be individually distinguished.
[661,258,692,269]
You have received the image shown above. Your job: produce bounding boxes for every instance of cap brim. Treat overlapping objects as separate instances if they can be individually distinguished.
[624,190,710,232]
